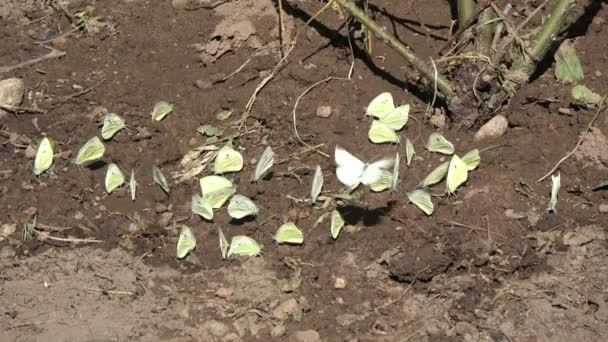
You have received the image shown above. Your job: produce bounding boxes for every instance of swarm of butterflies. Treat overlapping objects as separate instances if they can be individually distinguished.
[31,93,561,261]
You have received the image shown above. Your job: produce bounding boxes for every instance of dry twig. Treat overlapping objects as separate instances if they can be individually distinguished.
[536,96,608,182]
[0,47,66,75]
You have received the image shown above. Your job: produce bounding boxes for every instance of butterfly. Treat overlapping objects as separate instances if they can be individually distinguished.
[274,222,304,244]
[390,152,400,192]
[405,138,415,166]
[218,227,229,259]
[152,165,170,193]
[446,154,468,194]
[227,194,258,219]
[192,193,213,220]
[176,225,196,259]
[251,146,274,182]
[227,235,262,257]
[420,161,449,188]
[101,113,125,140]
[309,165,323,204]
[74,136,105,166]
[407,189,434,215]
[368,120,399,144]
[461,149,481,171]
[151,101,174,121]
[335,145,394,188]
[547,172,560,212]
[330,210,345,240]
[366,92,395,118]
[370,170,393,192]
[426,132,454,155]
[129,169,137,201]
[33,137,54,175]
[200,175,234,209]
[105,163,125,193]
[214,144,244,174]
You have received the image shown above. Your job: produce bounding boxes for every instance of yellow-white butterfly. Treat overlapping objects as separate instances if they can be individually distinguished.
[446,154,468,194]
[33,137,54,175]
[335,146,394,187]
[105,163,125,194]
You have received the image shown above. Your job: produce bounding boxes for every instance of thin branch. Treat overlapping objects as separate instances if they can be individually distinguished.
[335,0,454,96]
[33,229,103,243]
[0,47,66,74]
[439,0,492,55]
[536,96,608,182]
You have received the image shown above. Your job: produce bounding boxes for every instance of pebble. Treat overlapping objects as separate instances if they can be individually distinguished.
[273,298,299,320]
[193,79,212,89]
[158,212,173,227]
[201,320,229,338]
[430,112,447,129]
[474,115,508,141]
[504,209,526,220]
[336,313,360,327]
[0,78,25,119]
[595,70,602,78]
[215,287,234,298]
[0,223,16,240]
[316,105,332,118]
[25,145,37,159]
[334,277,346,289]
[290,330,321,342]
[599,204,608,214]
[171,0,188,10]
[271,325,286,338]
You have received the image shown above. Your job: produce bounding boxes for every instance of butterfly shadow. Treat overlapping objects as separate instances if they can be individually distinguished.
[229,216,257,226]
[339,204,392,227]
[84,160,107,171]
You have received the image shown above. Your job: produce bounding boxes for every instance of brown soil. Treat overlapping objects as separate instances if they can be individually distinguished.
[1,0,608,341]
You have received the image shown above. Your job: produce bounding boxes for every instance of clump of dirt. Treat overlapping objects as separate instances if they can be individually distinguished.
[575,128,608,170]
[0,0,41,22]
[193,0,295,65]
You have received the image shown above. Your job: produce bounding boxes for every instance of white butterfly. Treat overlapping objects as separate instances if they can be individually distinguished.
[334,146,394,187]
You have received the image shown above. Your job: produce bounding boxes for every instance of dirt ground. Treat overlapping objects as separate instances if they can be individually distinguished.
[1,0,608,341]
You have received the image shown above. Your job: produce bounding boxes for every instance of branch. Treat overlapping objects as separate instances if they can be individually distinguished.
[458,0,476,26]
[335,0,454,96]
[439,0,492,55]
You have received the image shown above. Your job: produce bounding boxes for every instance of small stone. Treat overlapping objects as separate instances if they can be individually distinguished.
[0,78,25,120]
[73,211,84,220]
[271,325,286,338]
[474,115,508,141]
[194,79,212,89]
[25,145,37,159]
[430,112,447,129]
[290,330,321,342]
[334,277,346,289]
[504,209,526,220]
[595,70,602,78]
[558,107,572,116]
[97,205,107,213]
[171,0,188,10]
[455,321,478,336]
[273,298,299,320]
[201,320,230,338]
[316,105,332,118]
[599,204,608,214]
[0,223,16,240]
[155,203,169,213]
[158,212,173,227]
[336,313,360,327]
[335,297,344,305]
[215,287,234,298]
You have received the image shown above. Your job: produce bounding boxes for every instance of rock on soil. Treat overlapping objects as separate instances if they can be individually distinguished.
[0,78,24,120]
[290,330,321,342]
[474,115,508,141]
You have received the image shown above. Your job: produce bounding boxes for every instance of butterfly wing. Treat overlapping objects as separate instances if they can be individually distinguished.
[407,189,434,215]
[335,146,365,187]
[362,157,395,185]
[34,138,54,175]
[214,145,244,174]
[446,155,468,194]
[105,163,125,193]
[252,146,274,182]
[192,193,214,220]
[330,210,345,239]
[228,194,258,219]
[368,120,399,144]
[427,132,454,155]
[366,92,395,119]
[177,226,196,258]
[378,104,409,130]
[310,165,323,203]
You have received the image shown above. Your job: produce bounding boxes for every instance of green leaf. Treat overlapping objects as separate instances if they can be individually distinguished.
[216,110,233,121]
[572,85,602,105]
[197,124,221,137]
[554,40,584,84]
[151,101,174,121]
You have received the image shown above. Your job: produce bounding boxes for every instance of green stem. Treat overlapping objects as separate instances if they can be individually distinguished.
[477,7,495,56]
[335,0,454,96]
[458,0,476,26]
